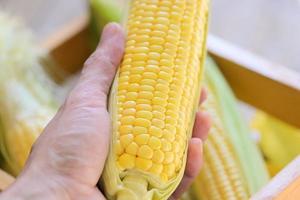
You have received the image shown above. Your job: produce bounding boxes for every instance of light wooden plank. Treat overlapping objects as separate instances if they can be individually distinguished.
[251,156,300,200]
[41,14,93,73]
[208,35,300,128]
[276,176,300,200]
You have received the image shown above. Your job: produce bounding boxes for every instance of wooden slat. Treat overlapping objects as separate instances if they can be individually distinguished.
[40,14,93,74]
[0,169,14,191]
[251,156,300,199]
[41,15,300,128]
[276,176,300,200]
[208,35,300,128]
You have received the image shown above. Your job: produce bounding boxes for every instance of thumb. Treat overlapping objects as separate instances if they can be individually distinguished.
[66,23,125,109]
[29,23,125,180]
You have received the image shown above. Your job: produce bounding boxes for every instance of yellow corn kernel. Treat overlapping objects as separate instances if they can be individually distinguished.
[149,164,163,175]
[120,116,135,125]
[126,92,138,100]
[135,134,150,145]
[138,91,153,99]
[119,125,133,135]
[163,152,174,164]
[149,126,163,137]
[152,111,165,120]
[136,157,152,171]
[152,150,165,164]
[162,130,175,142]
[161,139,172,152]
[137,145,153,159]
[120,134,134,148]
[125,142,139,156]
[123,101,136,109]
[118,154,135,169]
[132,126,147,135]
[148,136,161,150]
[122,108,136,116]
[163,164,176,178]
[136,111,153,120]
[136,104,152,111]
[134,118,151,127]
[152,118,165,129]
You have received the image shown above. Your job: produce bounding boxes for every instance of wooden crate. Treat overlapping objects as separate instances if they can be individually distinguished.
[1,14,300,197]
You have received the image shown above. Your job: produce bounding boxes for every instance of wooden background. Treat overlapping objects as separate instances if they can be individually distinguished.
[1,0,300,73]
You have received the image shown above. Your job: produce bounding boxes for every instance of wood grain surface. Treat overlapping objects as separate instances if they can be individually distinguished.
[208,35,300,128]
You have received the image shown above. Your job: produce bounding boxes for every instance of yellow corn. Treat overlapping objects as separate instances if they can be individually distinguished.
[183,57,269,200]
[252,111,300,176]
[102,0,209,199]
[0,13,58,176]
[190,89,249,199]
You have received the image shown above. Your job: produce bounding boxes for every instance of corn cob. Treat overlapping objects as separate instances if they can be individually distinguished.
[187,73,249,200]
[101,0,209,199]
[184,57,269,200]
[205,58,269,194]
[252,111,300,176]
[0,13,58,176]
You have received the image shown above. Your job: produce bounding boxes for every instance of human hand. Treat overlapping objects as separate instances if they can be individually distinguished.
[0,23,210,200]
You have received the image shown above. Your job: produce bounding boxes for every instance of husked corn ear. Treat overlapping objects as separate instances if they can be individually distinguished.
[0,86,54,175]
[0,13,58,176]
[252,112,300,177]
[0,77,56,177]
[189,86,249,200]
[184,57,269,200]
[102,0,209,199]
[204,58,269,194]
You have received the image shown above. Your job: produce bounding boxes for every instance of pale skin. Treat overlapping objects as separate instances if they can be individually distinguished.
[0,23,211,200]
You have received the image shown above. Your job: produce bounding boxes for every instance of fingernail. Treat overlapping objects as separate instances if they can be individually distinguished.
[100,23,123,46]
[191,138,203,154]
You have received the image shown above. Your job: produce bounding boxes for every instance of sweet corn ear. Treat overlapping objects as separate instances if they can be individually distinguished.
[189,85,249,200]
[183,57,269,200]
[0,13,58,176]
[102,0,209,199]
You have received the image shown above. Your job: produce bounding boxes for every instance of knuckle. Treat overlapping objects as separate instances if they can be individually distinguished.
[84,50,114,70]
[64,90,107,112]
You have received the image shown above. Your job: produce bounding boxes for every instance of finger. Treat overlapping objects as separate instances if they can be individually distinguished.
[66,23,125,109]
[170,138,203,200]
[199,88,208,105]
[192,111,211,141]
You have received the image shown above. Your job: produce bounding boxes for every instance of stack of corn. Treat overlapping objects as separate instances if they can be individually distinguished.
[100,0,210,199]
[183,58,269,199]
[0,13,58,176]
